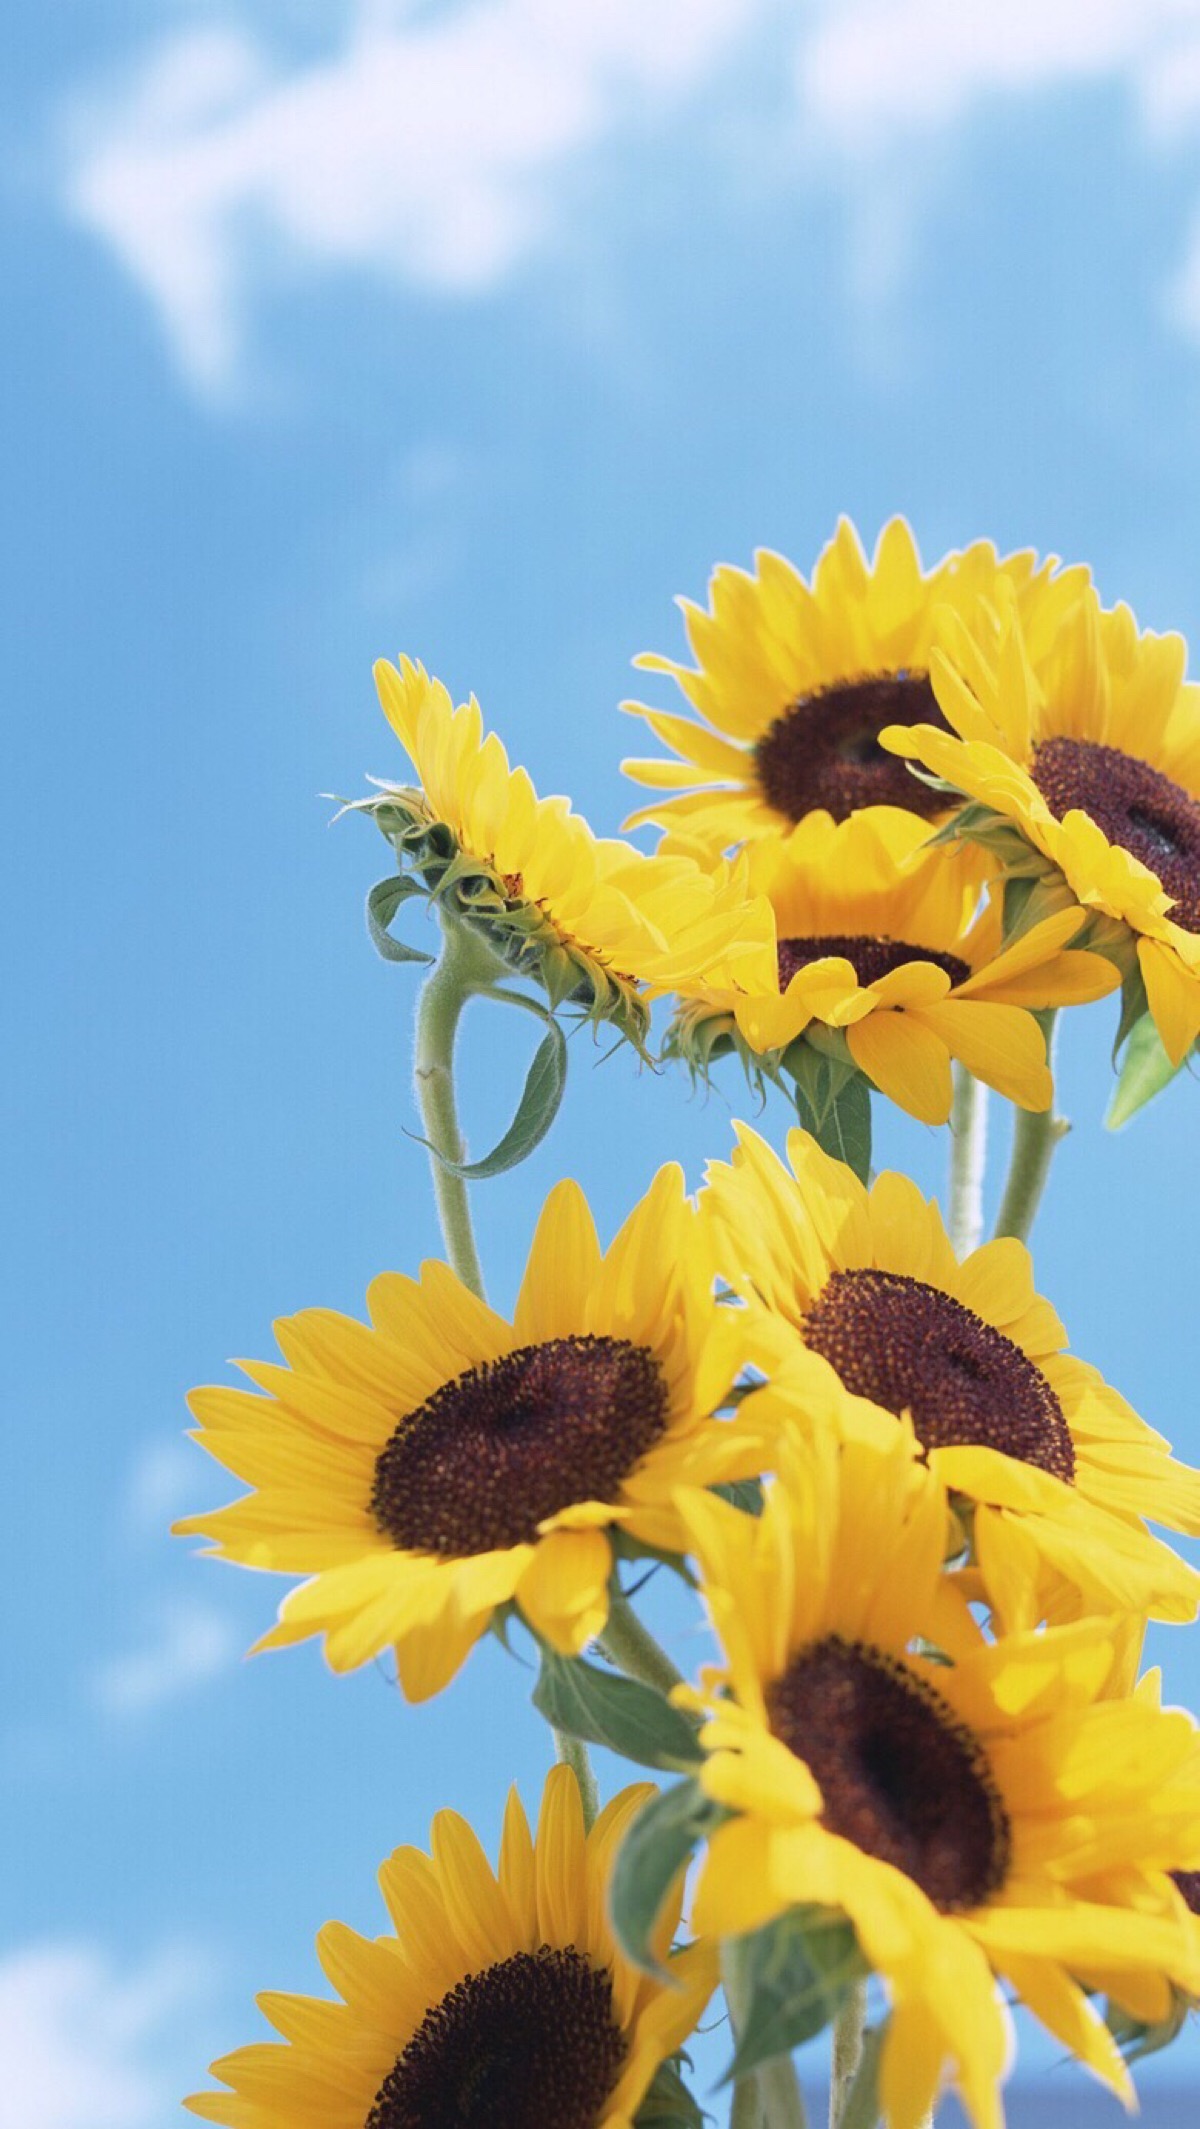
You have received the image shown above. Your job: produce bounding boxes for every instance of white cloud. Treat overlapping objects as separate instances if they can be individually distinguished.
[61,0,760,390]
[92,1601,238,1717]
[797,0,1200,145]
[55,0,1200,389]
[0,1940,204,2129]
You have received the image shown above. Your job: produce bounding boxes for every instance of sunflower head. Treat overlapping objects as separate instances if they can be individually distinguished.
[187,1763,715,2129]
[176,1165,770,1700]
[663,809,1115,1126]
[697,1123,1200,1631]
[352,658,767,1053]
[621,519,1085,858]
[882,580,1200,1068]
[671,1427,1200,2129]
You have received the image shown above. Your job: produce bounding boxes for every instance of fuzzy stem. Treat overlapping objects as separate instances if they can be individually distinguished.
[946,1066,989,1258]
[829,1985,867,2129]
[599,1592,685,1697]
[730,2078,763,2128]
[723,1943,809,2129]
[551,1727,600,1830]
[992,1015,1069,1245]
[412,918,491,1299]
[836,2021,885,2129]
[414,918,599,1818]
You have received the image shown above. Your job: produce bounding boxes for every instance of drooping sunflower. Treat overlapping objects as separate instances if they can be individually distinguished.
[622,518,1083,857]
[698,1124,1200,1628]
[674,1426,1200,2129]
[882,579,1200,1062]
[188,1763,715,2129]
[359,657,763,1046]
[176,1167,768,1700]
[664,809,1116,1125]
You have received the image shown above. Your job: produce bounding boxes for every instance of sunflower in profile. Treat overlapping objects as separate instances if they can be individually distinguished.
[622,518,1082,857]
[674,1427,1200,2129]
[358,657,763,1046]
[177,1167,767,1700]
[699,1125,1200,1628]
[882,580,1200,1062]
[664,809,1116,1125]
[188,1763,714,2129]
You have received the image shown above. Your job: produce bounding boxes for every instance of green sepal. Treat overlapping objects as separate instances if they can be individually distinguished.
[1105,1990,1191,2064]
[710,1477,765,1516]
[611,1778,728,1977]
[351,783,652,1053]
[1112,960,1151,1061]
[635,2054,707,2127]
[532,1644,702,1775]
[610,1528,699,1588]
[366,873,436,965]
[412,987,568,1180]
[722,1907,869,2083]
[1107,1012,1188,1130]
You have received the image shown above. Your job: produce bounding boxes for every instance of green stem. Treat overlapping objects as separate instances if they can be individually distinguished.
[946,1066,988,1258]
[551,1727,600,1831]
[730,2079,762,2128]
[599,1592,685,1697]
[829,1984,867,2129]
[413,917,492,1299]
[992,1015,1069,1245]
[722,1943,809,2129]
[414,917,600,1818]
[836,2021,885,2129]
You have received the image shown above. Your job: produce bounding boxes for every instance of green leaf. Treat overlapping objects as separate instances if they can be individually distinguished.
[790,1060,872,1183]
[1106,1012,1186,1130]
[532,1645,702,1774]
[635,2056,706,2127]
[366,873,435,964]
[415,989,568,1180]
[724,1908,869,2081]
[610,1778,726,1976]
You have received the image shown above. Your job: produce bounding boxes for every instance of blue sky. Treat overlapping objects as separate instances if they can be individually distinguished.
[7,1,1200,2121]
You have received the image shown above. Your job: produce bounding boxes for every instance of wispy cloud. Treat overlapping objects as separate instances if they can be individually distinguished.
[61,0,760,391]
[122,1436,200,1535]
[54,0,1200,392]
[796,0,1200,319]
[92,1601,238,1718]
[0,1939,207,2129]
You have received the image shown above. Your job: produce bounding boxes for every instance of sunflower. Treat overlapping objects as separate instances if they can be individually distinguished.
[622,518,1083,857]
[188,1763,714,2129]
[674,1426,1200,2129]
[882,579,1200,1062]
[176,1166,768,1700]
[664,809,1116,1125]
[698,1124,1200,1628]
[359,657,763,1045]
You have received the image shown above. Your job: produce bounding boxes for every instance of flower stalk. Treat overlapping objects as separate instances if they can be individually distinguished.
[993,1013,1069,1245]
[412,914,495,1299]
[947,1065,988,1257]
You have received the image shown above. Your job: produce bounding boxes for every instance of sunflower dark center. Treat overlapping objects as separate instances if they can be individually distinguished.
[776,933,970,991]
[802,1268,1075,1482]
[370,1335,669,1557]
[754,673,950,825]
[1031,736,1200,933]
[365,1946,627,2129]
[766,1634,1011,1912]
[1172,1870,1200,1915]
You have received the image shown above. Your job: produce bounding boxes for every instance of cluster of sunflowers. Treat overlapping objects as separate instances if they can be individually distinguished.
[183,521,1200,2129]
